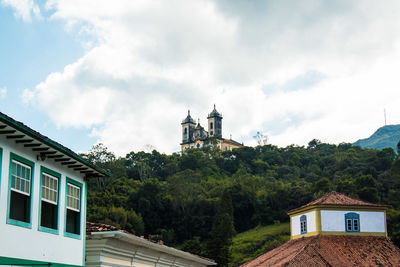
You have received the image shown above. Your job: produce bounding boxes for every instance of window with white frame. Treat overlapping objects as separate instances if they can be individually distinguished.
[11,160,31,196]
[40,171,59,230]
[345,212,360,232]
[9,159,33,224]
[300,215,307,234]
[42,173,58,204]
[66,181,81,236]
[67,183,80,212]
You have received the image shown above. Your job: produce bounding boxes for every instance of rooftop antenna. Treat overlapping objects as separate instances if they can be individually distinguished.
[384,108,387,126]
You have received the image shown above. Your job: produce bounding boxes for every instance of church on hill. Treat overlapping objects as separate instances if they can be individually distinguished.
[241,191,400,266]
[180,105,244,153]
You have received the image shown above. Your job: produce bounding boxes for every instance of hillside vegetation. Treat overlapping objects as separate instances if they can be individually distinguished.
[353,124,400,152]
[82,138,400,266]
[231,222,290,266]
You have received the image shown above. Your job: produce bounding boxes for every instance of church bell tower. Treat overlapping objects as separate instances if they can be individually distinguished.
[181,110,196,144]
[207,104,223,138]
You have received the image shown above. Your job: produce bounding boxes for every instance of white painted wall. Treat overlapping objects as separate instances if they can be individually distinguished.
[0,137,86,266]
[320,210,385,232]
[291,211,316,236]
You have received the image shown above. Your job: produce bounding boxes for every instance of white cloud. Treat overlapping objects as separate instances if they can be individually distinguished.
[24,0,400,155]
[1,0,41,22]
[0,88,7,99]
[21,88,34,103]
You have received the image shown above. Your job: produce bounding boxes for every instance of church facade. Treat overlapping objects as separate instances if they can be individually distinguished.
[180,105,243,153]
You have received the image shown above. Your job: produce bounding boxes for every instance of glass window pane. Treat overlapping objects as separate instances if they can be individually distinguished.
[12,163,17,175]
[17,164,21,177]
[21,180,25,192]
[354,219,359,231]
[16,178,20,190]
[347,219,352,231]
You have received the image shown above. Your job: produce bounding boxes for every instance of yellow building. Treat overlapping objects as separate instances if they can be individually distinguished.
[287,191,387,240]
[180,105,243,153]
[241,192,399,267]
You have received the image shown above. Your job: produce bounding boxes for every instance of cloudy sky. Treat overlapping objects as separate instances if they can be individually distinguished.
[1,0,400,155]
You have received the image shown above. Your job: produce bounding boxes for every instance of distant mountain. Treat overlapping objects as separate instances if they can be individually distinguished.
[353,125,400,153]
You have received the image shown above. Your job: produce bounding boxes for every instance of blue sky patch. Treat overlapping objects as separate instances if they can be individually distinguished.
[262,71,325,95]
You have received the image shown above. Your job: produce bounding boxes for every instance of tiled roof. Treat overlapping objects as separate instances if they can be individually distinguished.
[221,138,244,147]
[241,235,400,267]
[86,222,128,234]
[289,191,387,213]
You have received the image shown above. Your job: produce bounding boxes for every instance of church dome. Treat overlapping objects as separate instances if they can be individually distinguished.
[207,104,222,118]
[182,110,195,124]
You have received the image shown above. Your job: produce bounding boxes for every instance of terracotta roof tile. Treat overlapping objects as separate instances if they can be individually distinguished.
[289,191,387,213]
[86,222,128,234]
[241,235,400,267]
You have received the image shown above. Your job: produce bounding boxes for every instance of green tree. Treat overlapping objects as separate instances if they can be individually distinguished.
[312,177,331,197]
[207,189,235,266]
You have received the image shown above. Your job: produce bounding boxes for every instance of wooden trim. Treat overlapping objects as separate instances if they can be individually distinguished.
[6,135,25,139]
[15,139,34,143]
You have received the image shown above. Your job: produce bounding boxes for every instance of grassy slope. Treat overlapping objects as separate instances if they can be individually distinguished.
[231,222,290,266]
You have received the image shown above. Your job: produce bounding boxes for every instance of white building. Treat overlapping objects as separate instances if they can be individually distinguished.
[0,112,108,266]
[288,191,387,239]
[86,222,216,267]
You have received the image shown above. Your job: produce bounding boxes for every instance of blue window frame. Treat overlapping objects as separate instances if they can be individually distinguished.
[7,152,35,228]
[64,177,83,239]
[345,212,360,233]
[38,166,61,235]
[300,215,307,234]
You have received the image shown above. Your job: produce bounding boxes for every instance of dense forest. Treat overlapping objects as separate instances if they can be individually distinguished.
[82,138,400,265]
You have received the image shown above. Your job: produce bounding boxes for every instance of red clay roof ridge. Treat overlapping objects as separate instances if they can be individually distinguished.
[242,235,400,266]
[288,191,387,214]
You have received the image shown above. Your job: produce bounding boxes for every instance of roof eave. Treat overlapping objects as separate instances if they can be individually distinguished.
[0,113,110,178]
[89,231,216,265]
[287,204,389,216]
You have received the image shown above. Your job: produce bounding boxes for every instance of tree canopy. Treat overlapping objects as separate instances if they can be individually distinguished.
[82,141,400,265]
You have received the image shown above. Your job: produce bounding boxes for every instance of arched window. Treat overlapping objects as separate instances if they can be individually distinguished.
[210,122,214,129]
[345,213,360,232]
[300,215,307,234]
[184,128,187,135]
